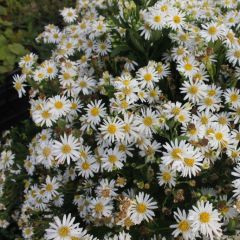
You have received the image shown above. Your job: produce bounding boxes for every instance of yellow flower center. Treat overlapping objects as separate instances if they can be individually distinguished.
[63,72,71,80]
[173,15,181,24]
[215,132,223,141]
[184,63,193,71]
[208,89,216,96]
[154,15,161,23]
[15,82,22,90]
[162,172,171,181]
[136,203,147,213]
[79,81,87,88]
[123,79,130,86]
[95,203,104,213]
[189,86,198,94]
[218,117,227,125]
[172,107,181,116]
[43,147,51,157]
[204,97,214,106]
[107,124,117,134]
[90,107,100,117]
[24,55,31,62]
[234,50,240,58]
[120,100,129,109]
[208,26,217,35]
[61,144,72,154]
[82,162,90,170]
[46,183,53,192]
[47,67,53,74]
[144,73,153,81]
[55,101,63,109]
[108,155,117,164]
[184,158,195,167]
[230,94,238,102]
[71,103,78,110]
[199,212,211,223]
[123,124,131,133]
[24,228,31,235]
[41,110,51,119]
[143,116,153,126]
[178,220,190,232]
[171,148,183,160]
[58,226,70,237]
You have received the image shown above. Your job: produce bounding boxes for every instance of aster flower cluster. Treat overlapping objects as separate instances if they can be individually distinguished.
[1,0,240,239]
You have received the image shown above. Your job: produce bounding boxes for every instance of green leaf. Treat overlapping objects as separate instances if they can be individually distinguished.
[110,45,130,57]
[4,28,14,39]
[0,35,7,45]
[0,47,11,60]
[128,29,145,54]
[0,65,11,73]
[0,6,7,16]
[0,17,13,26]
[8,43,27,55]
[5,53,16,65]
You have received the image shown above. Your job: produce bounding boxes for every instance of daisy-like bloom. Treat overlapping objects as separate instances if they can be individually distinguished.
[226,47,240,66]
[230,105,240,124]
[89,197,113,218]
[94,39,112,56]
[33,103,57,127]
[231,164,240,198]
[43,61,58,80]
[121,113,139,143]
[59,69,76,87]
[181,121,202,141]
[108,231,132,240]
[85,100,106,126]
[168,10,186,30]
[224,88,240,107]
[0,150,15,170]
[22,226,34,239]
[198,95,221,113]
[162,140,191,171]
[180,80,206,103]
[172,46,189,62]
[42,176,59,201]
[76,157,98,179]
[157,164,176,188]
[139,22,151,40]
[76,75,96,95]
[170,208,195,240]
[155,62,170,79]
[129,192,158,224]
[19,53,37,68]
[136,65,159,89]
[217,195,238,224]
[53,134,80,164]
[60,7,78,23]
[99,117,125,143]
[36,141,54,167]
[135,108,158,137]
[148,9,166,30]
[33,67,47,82]
[200,22,225,42]
[48,95,71,117]
[177,57,199,78]
[102,147,126,171]
[188,201,222,240]
[181,148,203,178]
[45,214,87,240]
[208,125,231,150]
[13,74,27,98]
[95,179,117,199]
